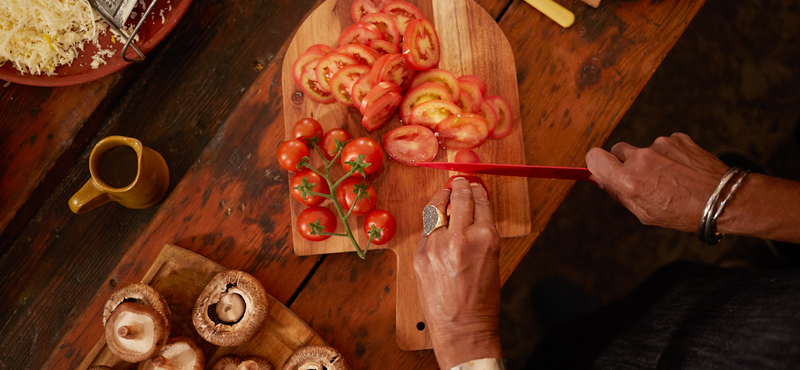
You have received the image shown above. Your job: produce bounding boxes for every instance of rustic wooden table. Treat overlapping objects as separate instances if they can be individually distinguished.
[0,0,704,368]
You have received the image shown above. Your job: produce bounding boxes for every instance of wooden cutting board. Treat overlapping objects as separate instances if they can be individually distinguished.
[78,245,327,369]
[281,0,530,351]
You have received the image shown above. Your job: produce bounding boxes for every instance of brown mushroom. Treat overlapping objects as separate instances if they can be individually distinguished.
[281,345,350,370]
[103,284,171,363]
[137,337,205,370]
[88,367,114,370]
[193,270,269,346]
[105,302,169,362]
[212,354,274,370]
[103,283,171,328]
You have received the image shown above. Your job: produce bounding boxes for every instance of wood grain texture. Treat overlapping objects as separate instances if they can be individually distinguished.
[0,0,706,368]
[81,245,327,370]
[0,0,325,369]
[287,0,706,366]
[281,0,531,350]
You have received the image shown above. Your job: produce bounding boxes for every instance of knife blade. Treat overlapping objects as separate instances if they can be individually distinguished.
[416,162,592,181]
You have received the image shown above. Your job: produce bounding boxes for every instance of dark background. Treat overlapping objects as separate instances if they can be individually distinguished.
[499,0,800,367]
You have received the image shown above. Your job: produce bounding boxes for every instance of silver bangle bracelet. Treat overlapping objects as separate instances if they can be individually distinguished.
[698,167,750,245]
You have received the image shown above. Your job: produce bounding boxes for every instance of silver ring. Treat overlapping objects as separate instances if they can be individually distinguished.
[422,205,447,236]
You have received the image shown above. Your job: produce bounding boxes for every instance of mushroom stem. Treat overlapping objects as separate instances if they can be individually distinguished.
[237,360,259,370]
[216,293,246,323]
[151,355,179,370]
[117,324,141,339]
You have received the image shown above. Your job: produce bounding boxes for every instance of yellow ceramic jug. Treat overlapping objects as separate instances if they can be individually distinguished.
[69,136,169,214]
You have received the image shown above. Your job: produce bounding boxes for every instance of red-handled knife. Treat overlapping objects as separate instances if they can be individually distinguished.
[416,162,592,181]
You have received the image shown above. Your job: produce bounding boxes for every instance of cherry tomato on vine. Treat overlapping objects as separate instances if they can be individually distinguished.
[335,177,378,216]
[292,118,323,145]
[290,168,330,206]
[297,206,337,241]
[321,128,352,160]
[277,139,310,171]
[364,209,396,245]
[341,137,384,177]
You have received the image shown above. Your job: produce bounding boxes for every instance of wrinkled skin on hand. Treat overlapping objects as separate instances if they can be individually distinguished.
[414,177,502,370]
[586,132,729,232]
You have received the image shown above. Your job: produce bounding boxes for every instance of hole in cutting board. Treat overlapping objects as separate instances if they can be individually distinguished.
[416,322,425,331]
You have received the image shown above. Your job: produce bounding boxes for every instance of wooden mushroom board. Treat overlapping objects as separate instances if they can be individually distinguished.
[79,244,327,370]
[282,0,530,350]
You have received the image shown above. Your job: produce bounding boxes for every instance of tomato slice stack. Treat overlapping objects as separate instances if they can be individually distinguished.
[291,0,516,167]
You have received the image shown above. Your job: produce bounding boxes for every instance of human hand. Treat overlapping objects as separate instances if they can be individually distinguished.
[413,177,502,370]
[586,132,729,232]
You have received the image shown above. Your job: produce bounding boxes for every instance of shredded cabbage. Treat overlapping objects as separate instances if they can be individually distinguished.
[0,0,109,75]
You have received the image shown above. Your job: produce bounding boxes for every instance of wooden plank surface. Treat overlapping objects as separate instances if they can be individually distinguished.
[288,0,707,368]
[81,244,327,370]
[0,0,326,369]
[0,0,705,368]
[282,0,530,350]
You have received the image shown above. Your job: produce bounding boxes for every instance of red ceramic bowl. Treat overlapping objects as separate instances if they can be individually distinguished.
[0,0,193,87]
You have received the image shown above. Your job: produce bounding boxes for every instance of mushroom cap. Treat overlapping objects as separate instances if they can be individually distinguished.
[193,270,269,346]
[88,367,114,370]
[103,283,171,329]
[240,356,274,370]
[137,337,206,370]
[281,345,350,370]
[212,354,241,370]
[104,302,169,363]
[212,355,274,370]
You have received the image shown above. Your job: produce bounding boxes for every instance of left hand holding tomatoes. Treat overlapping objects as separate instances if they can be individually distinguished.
[413,177,502,370]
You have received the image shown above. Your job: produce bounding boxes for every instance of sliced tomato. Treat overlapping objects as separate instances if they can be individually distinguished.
[360,81,401,114]
[435,112,489,150]
[380,1,424,35]
[351,0,393,22]
[306,44,335,55]
[336,44,378,67]
[330,64,371,107]
[369,54,393,87]
[454,149,481,164]
[457,75,486,95]
[300,59,335,104]
[382,124,438,165]
[366,40,401,55]
[476,99,498,136]
[315,53,359,94]
[351,74,372,113]
[376,54,416,92]
[399,81,453,124]
[456,79,482,114]
[360,13,401,48]
[410,69,460,102]
[408,99,462,130]
[292,49,325,89]
[484,95,513,139]
[362,91,402,131]
[402,18,440,71]
[321,128,352,160]
[337,23,384,48]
